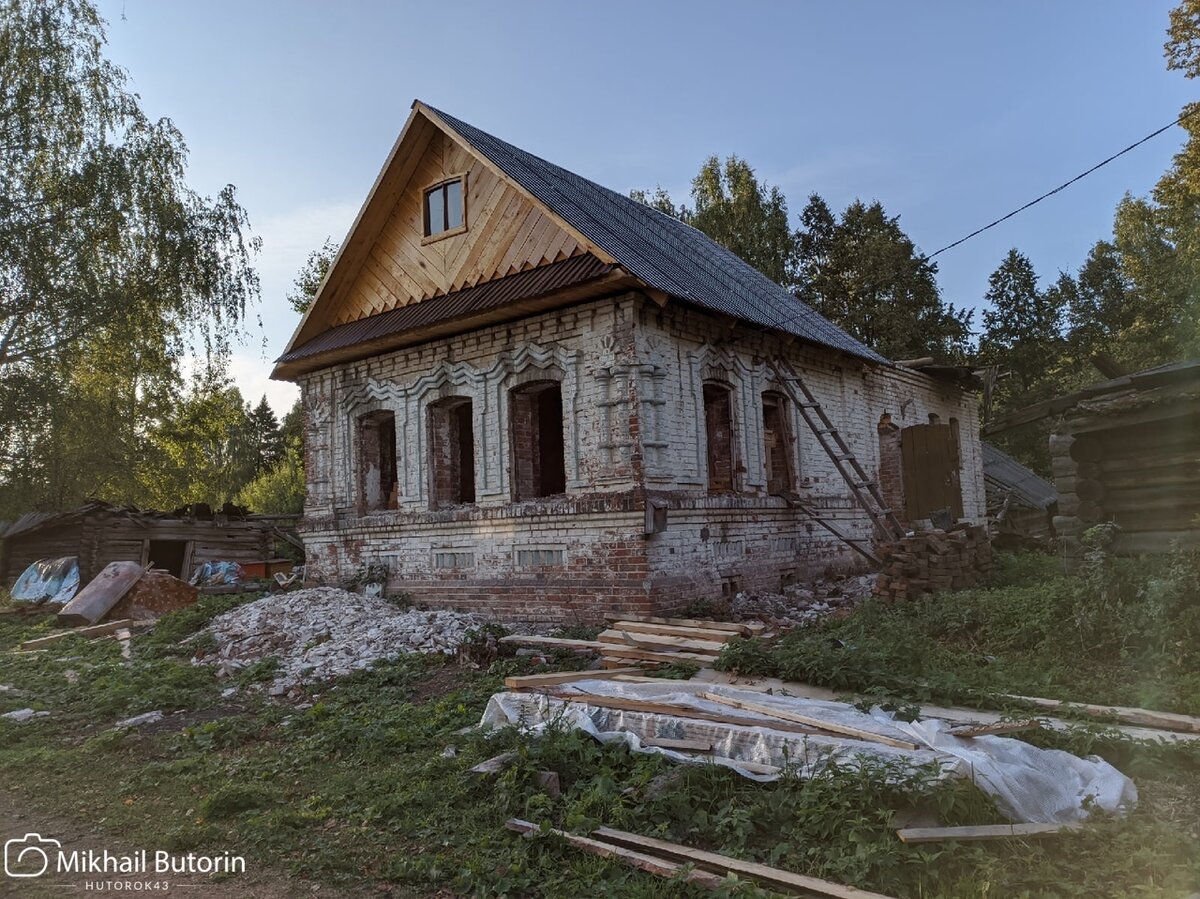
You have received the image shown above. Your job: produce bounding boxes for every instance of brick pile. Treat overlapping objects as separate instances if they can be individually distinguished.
[873,524,992,601]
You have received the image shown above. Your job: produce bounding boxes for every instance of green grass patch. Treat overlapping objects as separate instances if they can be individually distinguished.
[0,557,1196,896]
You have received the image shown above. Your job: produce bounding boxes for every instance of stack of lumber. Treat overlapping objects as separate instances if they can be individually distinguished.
[499,615,763,667]
[874,524,992,601]
[506,818,898,897]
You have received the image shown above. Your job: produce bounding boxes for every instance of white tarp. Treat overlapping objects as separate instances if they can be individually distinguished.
[480,679,1137,824]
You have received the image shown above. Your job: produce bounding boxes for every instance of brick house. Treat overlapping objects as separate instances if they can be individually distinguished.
[272,101,985,621]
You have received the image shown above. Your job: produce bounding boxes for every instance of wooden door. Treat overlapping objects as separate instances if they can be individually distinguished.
[901,424,964,520]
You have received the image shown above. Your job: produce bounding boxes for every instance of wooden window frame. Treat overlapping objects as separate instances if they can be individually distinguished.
[421,174,468,244]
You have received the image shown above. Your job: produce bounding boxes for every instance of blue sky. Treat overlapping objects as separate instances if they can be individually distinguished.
[95,1,1193,413]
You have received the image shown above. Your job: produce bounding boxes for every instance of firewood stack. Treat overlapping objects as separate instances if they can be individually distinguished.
[873,525,992,601]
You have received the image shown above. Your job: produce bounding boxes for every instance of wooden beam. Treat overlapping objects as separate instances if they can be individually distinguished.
[498,635,716,665]
[604,615,760,636]
[505,819,725,889]
[503,668,644,689]
[598,629,726,654]
[592,827,899,899]
[607,621,740,642]
[896,823,1083,844]
[536,690,824,736]
[1001,694,1200,735]
[947,720,1042,738]
[697,692,921,751]
[18,618,147,651]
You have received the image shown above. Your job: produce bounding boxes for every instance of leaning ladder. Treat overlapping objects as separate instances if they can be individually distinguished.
[769,358,907,546]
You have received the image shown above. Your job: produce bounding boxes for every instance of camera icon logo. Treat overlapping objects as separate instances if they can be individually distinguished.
[4,833,61,878]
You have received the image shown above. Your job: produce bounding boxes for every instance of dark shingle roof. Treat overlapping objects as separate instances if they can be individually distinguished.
[427,105,887,365]
[981,442,1058,510]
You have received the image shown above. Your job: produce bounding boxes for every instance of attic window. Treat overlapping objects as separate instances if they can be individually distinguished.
[423,177,465,239]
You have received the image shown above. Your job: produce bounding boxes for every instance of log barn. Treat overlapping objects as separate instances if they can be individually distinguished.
[272,101,986,621]
[986,360,1199,563]
[0,501,284,585]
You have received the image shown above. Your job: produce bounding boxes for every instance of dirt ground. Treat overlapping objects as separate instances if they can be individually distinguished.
[0,789,353,898]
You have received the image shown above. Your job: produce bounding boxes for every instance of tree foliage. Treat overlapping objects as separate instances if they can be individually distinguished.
[797,196,972,360]
[0,0,260,516]
[287,238,337,314]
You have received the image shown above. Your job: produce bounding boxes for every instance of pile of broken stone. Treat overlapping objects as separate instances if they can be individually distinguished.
[191,587,484,695]
[731,573,875,630]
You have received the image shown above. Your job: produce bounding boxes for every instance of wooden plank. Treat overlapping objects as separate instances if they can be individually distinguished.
[503,668,643,689]
[608,621,739,642]
[604,614,758,636]
[640,736,713,752]
[505,819,724,889]
[896,822,1083,844]
[697,692,921,751]
[947,720,1041,738]
[1002,694,1200,735]
[498,635,715,664]
[537,690,823,737]
[592,827,898,899]
[18,618,142,651]
[599,629,726,654]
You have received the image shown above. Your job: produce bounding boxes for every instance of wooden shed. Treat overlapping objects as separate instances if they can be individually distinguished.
[984,361,1199,563]
[0,501,292,585]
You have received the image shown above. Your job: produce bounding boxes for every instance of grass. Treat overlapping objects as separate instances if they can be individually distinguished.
[0,554,1197,896]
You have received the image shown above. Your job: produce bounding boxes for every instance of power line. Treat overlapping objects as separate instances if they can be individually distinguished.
[928,108,1198,258]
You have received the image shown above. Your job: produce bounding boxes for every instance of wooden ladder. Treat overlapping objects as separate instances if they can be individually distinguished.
[769,359,907,545]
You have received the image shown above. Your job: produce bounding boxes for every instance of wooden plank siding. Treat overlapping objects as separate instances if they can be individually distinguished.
[327,129,585,328]
[2,513,281,585]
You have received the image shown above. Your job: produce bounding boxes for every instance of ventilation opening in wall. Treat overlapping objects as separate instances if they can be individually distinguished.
[359,411,398,511]
[703,382,734,493]
[762,391,794,495]
[428,397,475,508]
[510,380,566,500]
[516,547,565,568]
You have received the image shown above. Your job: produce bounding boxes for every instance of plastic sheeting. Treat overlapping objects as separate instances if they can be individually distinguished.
[11,557,80,606]
[480,679,1137,825]
[189,561,244,587]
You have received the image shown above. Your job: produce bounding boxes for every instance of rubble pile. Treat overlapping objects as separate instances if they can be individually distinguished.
[731,573,875,629]
[193,587,484,691]
[874,524,993,601]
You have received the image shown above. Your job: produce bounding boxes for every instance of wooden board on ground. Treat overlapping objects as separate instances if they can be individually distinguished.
[896,822,1083,843]
[499,635,715,665]
[592,826,898,898]
[948,720,1041,738]
[1002,693,1200,735]
[506,819,725,889]
[56,561,148,626]
[504,668,644,689]
[18,618,145,651]
[604,614,761,636]
[599,629,725,654]
[697,691,922,751]
[538,689,824,737]
[608,620,741,642]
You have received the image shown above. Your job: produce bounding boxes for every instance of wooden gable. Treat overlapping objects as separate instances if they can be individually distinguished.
[295,109,592,342]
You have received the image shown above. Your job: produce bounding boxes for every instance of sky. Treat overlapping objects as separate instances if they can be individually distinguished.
[95,1,1194,415]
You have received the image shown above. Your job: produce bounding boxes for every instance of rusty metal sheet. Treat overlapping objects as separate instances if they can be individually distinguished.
[277,253,612,364]
[56,561,148,626]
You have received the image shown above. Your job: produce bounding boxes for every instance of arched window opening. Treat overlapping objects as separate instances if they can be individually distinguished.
[703,382,735,493]
[428,398,475,507]
[510,381,566,499]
